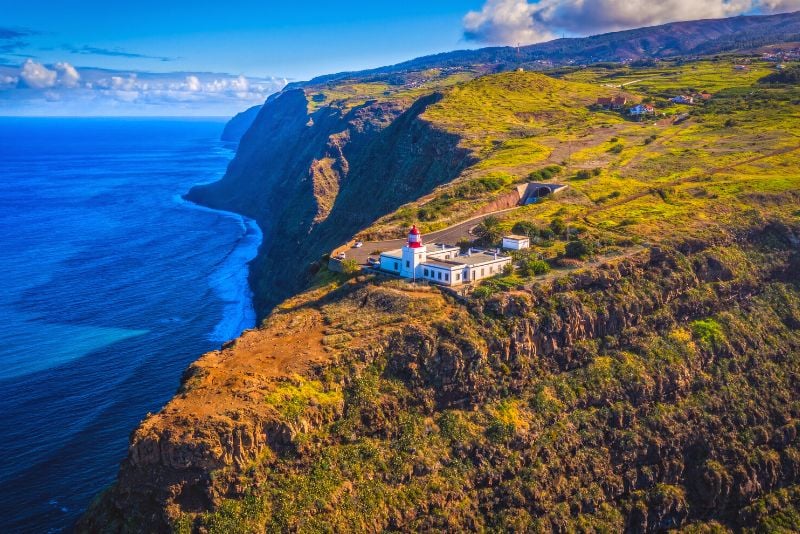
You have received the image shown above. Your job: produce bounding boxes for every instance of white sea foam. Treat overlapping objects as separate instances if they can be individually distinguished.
[174,194,263,342]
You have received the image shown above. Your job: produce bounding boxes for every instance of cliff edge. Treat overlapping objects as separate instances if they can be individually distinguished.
[188,88,473,318]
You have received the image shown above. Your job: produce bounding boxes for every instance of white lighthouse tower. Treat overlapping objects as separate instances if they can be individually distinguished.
[400,225,426,279]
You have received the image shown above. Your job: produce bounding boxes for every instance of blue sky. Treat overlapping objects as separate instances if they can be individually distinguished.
[1,0,797,116]
[3,1,479,78]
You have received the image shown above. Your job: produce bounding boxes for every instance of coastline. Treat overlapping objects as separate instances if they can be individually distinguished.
[174,193,263,341]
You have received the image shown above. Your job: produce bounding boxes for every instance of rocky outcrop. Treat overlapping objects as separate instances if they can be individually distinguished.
[79,226,800,532]
[187,90,474,318]
[220,104,262,144]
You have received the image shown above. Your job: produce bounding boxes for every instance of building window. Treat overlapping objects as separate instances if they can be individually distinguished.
[394,262,399,271]
[423,268,428,276]
[456,273,460,281]
[481,268,485,277]
[445,274,449,282]
[437,272,442,280]
[406,260,410,268]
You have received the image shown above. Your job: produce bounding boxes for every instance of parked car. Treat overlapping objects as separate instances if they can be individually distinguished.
[336,252,346,260]
[353,241,364,248]
[367,257,378,266]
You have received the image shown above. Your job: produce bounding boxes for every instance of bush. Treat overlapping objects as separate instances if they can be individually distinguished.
[512,220,539,237]
[475,215,502,245]
[519,259,550,277]
[341,259,360,274]
[690,318,726,349]
[564,239,594,259]
[528,165,562,181]
[550,217,566,236]
[608,143,624,154]
[574,169,592,180]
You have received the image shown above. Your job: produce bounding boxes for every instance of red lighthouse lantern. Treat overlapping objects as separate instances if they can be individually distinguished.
[407,225,422,248]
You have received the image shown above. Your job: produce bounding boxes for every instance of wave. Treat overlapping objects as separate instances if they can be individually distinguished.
[173,194,263,342]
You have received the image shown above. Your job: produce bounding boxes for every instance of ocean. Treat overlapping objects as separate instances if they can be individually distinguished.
[0,118,261,532]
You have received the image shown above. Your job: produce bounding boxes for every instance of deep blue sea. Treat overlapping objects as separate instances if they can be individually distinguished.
[0,118,262,532]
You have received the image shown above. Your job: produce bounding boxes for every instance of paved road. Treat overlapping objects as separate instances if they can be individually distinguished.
[333,206,520,265]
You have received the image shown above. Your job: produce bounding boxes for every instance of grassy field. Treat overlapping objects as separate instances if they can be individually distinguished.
[356,58,800,248]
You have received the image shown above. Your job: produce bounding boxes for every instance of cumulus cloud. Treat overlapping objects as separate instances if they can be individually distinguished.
[54,62,81,88]
[464,0,797,45]
[185,75,201,91]
[0,61,288,115]
[18,59,57,89]
[760,0,800,12]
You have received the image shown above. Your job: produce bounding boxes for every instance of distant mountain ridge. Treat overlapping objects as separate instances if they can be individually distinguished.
[292,11,800,88]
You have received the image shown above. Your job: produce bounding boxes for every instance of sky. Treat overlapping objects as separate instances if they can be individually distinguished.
[1,0,799,116]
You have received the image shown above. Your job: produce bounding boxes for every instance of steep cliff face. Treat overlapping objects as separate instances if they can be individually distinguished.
[187,89,474,318]
[220,104,262,144]
[78,223,800,532]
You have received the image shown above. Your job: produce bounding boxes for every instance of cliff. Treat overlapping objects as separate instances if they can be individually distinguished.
[220,105,262,144]
[78,223,800,532]
[187,89,474,318]
[81,46,800,531]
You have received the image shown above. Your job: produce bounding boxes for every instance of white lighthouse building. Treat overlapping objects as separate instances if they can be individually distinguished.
[379,224,511,286]
[400,225,426,278]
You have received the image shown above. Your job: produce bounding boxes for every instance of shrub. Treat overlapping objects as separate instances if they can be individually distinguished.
[550,217,566,236]
[565,239,594,259]
[575,169,592,180]
[475,216,502,245]
[341,259,360,274]
[512,220,539,237]
[592,168,602,176]
[608,143,624,154]
[528,165,562,181]
[539,227,555,240]
[690,318,726,349]
[519,259,550,277]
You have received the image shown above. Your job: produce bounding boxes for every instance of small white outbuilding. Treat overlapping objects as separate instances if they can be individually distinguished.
[502,235,530,250]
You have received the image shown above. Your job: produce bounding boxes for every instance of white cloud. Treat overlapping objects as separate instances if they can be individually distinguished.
[464,0,545,45]
[464,0,772,45]
[54,62,80,88]
[185,75,201,91]
[18,59,57,89]
[759,0,800,12]
[0,62,288,115]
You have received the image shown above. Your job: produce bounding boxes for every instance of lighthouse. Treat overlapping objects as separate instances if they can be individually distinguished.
[400,225,426,279]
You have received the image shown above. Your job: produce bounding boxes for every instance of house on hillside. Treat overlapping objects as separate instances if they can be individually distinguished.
[629,104,655,117]
[596,95,628,110]
[670,95,694,104]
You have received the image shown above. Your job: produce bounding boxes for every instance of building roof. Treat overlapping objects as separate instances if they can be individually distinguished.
[380,249,403,259]
[503,234,529,241]
[448,252,510,267]
[422,259,462,270]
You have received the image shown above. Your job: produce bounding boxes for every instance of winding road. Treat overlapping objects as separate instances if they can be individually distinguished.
[333,206,521,265]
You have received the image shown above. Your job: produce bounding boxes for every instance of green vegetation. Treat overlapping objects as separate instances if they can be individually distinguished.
[760,65,800,84]
[690,318,726,350]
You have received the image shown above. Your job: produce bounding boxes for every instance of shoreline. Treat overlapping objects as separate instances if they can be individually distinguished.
[173,193,264,341]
